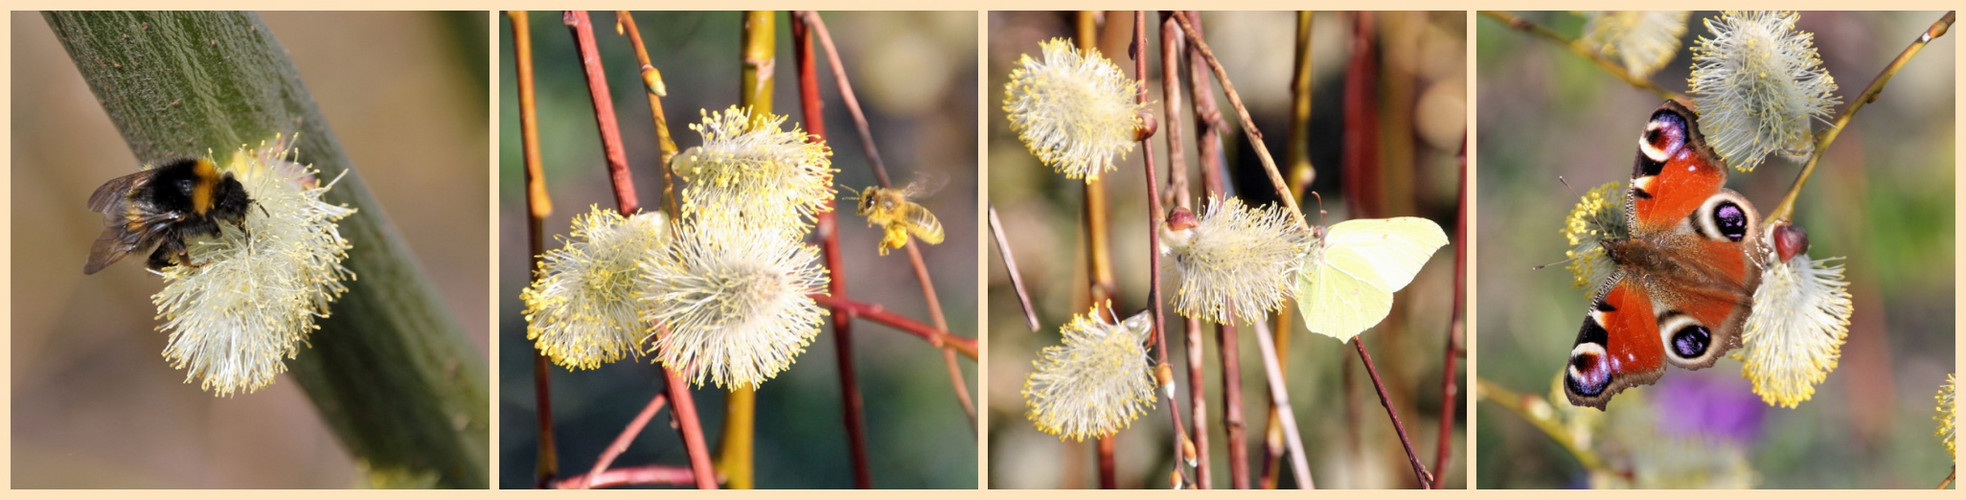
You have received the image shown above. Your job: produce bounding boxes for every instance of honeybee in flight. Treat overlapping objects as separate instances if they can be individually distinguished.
[83,157,255,274]
[853,174,945,256]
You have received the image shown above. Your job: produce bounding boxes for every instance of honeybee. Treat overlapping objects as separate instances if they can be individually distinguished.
[83,157,255,274]
[853,175,945,256]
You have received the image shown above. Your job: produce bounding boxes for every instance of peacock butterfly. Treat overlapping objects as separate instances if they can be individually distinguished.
[1562,99,1766,410]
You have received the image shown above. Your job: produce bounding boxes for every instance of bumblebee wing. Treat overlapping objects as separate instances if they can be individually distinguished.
[82,209,180,274]
[901,204,944,244]
[87,170,150,214]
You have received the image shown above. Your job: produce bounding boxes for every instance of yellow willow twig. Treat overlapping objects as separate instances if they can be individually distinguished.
[1474,378,1608,473]
[1767,11,1953,222]
[1479,11,1679,102]
[715,10,774,490]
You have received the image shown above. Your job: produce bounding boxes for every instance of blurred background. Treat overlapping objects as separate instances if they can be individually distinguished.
[496,11,978,488]
[10,12,489,488]
[1475,11,1955,488]
[987,12,1466,489]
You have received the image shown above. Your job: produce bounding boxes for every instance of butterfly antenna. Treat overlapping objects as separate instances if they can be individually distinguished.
[1531,254,1577,271]
[1308,191,1329,227]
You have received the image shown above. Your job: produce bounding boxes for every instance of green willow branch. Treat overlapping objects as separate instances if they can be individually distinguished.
[45,11,486,488]
[1479,11,1680,102]
[1767,11,1954,222]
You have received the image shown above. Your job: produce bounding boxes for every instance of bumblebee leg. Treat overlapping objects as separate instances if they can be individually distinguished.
[145,245,175,270]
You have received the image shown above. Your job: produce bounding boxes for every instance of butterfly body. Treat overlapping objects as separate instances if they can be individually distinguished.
[1563,100,1765,409]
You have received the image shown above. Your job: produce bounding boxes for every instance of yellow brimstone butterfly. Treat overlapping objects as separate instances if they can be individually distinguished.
[1294,217,1448,342]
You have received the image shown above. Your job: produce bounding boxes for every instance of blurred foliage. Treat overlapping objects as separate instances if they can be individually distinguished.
[1475,11,1955,488]
[496,11,978,488]
[11,12,490,488]
[987,11,1466,489]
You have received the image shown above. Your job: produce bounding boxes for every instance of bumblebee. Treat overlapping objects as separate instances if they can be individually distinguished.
[853,175,945,256]
[83,157,255,274]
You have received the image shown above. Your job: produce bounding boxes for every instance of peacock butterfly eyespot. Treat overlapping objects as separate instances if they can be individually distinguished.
[1713,202,1749,240]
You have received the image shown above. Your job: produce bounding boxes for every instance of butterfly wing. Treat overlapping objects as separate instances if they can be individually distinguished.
[1564,270,1667,409]
[1296,217,1447,341]
[1564,100,1761,408]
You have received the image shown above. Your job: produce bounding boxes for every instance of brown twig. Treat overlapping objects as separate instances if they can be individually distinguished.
[1157,13,1210,489]
[1171,11,1307,230]
[1767,10,1954,223]
[1135,11,1194,489]
[1939,466,1956,489]
[794,15,873,489]
[563,11,716,489]
[1433,139,1466,489]
[613,12,681,217]
[1353,337,1433,488]
[1097,435,1118,488]
[989,206,1041,331]
[509,11,559,487]
[553,464,698,489]
[800,11,975,426]
[1478,11,1678,101]
[579,393,669,488]
[811,294,978,359]
[1342,12,1381,217]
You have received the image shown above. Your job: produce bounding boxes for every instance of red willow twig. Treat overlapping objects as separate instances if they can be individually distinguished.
[553,465,698,489]
[1433,139,1466,489]
[1133,10,1196,489]
[509,11,560,487]
[811,294,979,359]
[562,11,717,490]
[577,393,669,488]
[1158,12,1211,489]
[1354,337,1432,487]
[798,11,976,426]
[793,15,873,489]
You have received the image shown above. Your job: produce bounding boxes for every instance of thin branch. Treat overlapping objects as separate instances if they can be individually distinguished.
[553,464,698,489]
[1135,11,1194,489]
[794,15,872,489]
[1940,466,1956,489]
[1158,13,1210,489]
[1432,139,1466,489]
[563,10,715,489]
[1474,378,1608,473]
[1171,12,1307,231]
[1353,337,1433,488]
[1078,11,1119,489]
[509,11,560,488]
[800,10,975,426]
[565,11,640,215]
[989,206,1041,331]
[1287,11,1317,195]
[1767,11,1953,222]
[613,12,681,217]
[1478,11,1678,101]
[579,393,669,488]
[811,295,979,359]
[1250,320,1313,488]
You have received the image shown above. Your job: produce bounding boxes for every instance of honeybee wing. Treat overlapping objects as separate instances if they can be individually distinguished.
[898,172,948,199]
[898,203,944,244]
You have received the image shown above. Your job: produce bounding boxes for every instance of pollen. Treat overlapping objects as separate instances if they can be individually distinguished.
[1162,195,1315,324]
[1563,182,1627,292]
[1738,250,1853,408]
[673,106,835,227]
[150,135,355,396]
[1023,303,1157,441]
[521,206,671,370]
[640,215,829,389]
[1688,11,1840,171]
[1003,38,1145,182]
